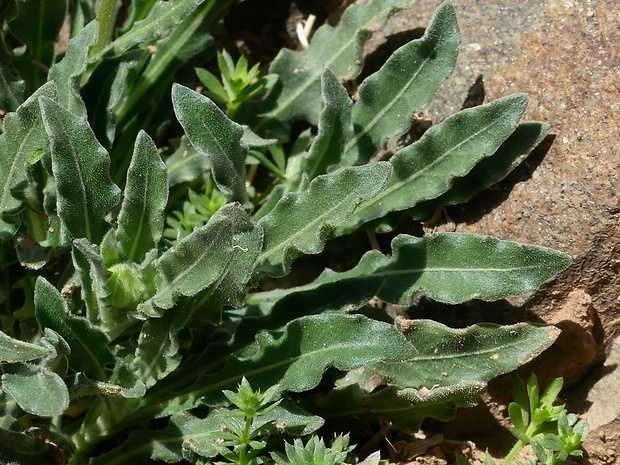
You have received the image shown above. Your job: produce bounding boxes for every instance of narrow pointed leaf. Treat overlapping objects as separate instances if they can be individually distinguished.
[1,362,69,417]
[173,83,250,209]
[48,20,98,118]
[113,130,168,264]
[411,122,550,219]
[347,94,529,230]
[303,67,353,179]
[257,0,419,134]
[256,162,392,277]
[0,330,50,363]
[92,0,218,60]
[0,36,24,112]
[344,0,460,165]
[137,205,236,317]
[40,97,121,244]
[34,277,113,381]
[0,81,57,239]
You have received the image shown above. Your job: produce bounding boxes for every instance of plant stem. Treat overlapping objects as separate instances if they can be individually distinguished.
[501,439,527,465]
[91,0,120,57]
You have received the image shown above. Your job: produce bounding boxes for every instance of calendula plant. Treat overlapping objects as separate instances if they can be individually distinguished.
[0,0,572,464]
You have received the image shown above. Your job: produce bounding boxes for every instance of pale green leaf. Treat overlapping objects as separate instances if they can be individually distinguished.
[0,330,50,363]
[0,81,57,239]
[34,277,114,381]
[347,94,529,230]
[113,130,168,264]
[137,204,236,317]
[172,83,250,209]
[48,20,98,118]
[343,0,460,165]
[303,67,353,179]
[411,121,550,219]
[40,96,121,244]
[256,162,392,277]
[257,0,419,135]
[207,203,264,311]
[1,362,69,417]
[71,239,114,328]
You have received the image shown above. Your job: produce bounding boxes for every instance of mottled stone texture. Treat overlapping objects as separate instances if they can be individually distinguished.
[362,0,620,454]
[366,0,619,258]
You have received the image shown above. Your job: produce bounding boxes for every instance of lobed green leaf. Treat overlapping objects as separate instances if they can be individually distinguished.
[257,0,419,135]
[347,94,529,230]
[0,81,57,239]
[344,0,460,165]
[256,162,392,277]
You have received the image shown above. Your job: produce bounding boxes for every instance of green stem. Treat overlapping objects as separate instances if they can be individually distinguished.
[91,0,121,57]
[501,439,527,465]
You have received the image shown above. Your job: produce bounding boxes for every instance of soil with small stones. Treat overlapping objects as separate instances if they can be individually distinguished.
[221,1,620,463]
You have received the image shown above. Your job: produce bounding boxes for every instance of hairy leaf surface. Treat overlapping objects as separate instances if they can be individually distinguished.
[0,330,50,363]
[344,0,460,165]
[112,130,168,264]
[173,83,250,209]
[0,82,57,238]
[0,36,24,112]
[1,362,69,417]
[256,162,392,277]
[137,205,236,317]
[34,277,113,381]
[257,0,419,134]
[411,121,550,219]
[48,20,98,118]
[347,94,529,230]
[40,97,121,244]
[303,67,353,179]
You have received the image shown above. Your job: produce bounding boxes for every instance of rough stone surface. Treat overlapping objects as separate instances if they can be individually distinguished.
[362,0,620,460]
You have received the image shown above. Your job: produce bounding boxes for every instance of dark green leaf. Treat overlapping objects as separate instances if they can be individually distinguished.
[257,0,418,135]
[0,36,25,112]
[0,81,57,239]
[0,428,56,465]
[347,94,529,230]
[344,0,460,165]
[48,21,98,118]
[303,67,353,179]
[411,122,550,219]
[0,330,50,363]
[256,162,392,277]
[40,97,121,244]
[35,277,114,381]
